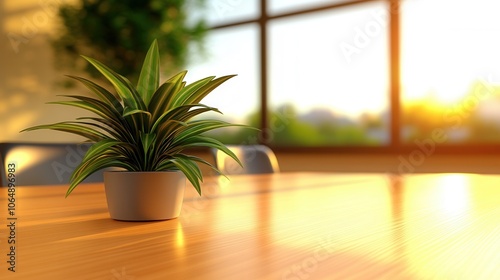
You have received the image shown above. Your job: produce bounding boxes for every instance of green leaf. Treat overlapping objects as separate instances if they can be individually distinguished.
[123,107,152,118]
[172,135,243,167]
[21,122,106,142]
[66,75,123,109]
[81,55,145,110]
[174,120,239,144]
[163,71,188,110]
[177,105,222,122]
[148,81,176,120]
[151,104,221,134]
[66,121,119,140]
[176,154,228,178]
[154,120,186,143]
[154,121,189,158]
[77,117,133,143]
[67,156,133,197]
[136,40,160,106]
[188,75,237,104]
[80,139,121,164]
[48,100,114,121]
[171,76,214,107]
[168,155,203,195]
[140,132,157,168]
[70,142,137,184]
[57,95,122,121]
[150,104,199,133]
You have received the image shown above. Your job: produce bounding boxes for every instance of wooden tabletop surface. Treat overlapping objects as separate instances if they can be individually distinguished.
[1,172,499,279]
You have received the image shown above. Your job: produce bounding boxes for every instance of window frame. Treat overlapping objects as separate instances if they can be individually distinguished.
[208,0,500,154]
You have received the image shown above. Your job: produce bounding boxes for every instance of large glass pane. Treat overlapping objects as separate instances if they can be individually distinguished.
[188,0,259,27]
[401,0,500,144]
[269,0,347,15]
[268,1,390,146]
[185,24,260,144]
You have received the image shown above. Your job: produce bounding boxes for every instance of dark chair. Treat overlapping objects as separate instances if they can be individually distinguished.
[211,145,280,175]
[0,142,106,187]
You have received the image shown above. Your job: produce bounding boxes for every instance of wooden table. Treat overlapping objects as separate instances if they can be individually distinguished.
[1,172,499,279]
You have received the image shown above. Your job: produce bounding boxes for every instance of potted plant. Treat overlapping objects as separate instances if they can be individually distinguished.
[22,40,245,221]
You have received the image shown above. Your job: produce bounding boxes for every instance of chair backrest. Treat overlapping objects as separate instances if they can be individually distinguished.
[211,145,280,175]
[0,142,106,187]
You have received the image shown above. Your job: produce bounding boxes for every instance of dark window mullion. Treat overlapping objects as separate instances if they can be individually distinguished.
[389,0,401,150]
[260,0,269,144]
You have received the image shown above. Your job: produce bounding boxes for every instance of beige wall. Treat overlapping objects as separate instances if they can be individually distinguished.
[1,0,84,143]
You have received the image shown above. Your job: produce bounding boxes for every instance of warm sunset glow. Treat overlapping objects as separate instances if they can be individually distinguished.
[402,0,500,105]
[403,76,472,105]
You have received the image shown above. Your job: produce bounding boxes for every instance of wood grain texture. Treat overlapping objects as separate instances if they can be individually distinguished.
[1,172,499,279]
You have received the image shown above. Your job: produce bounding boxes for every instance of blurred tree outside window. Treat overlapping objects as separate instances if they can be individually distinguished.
[52,0,208,86]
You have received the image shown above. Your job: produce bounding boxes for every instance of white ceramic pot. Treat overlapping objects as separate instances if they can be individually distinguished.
[104,171,185,221]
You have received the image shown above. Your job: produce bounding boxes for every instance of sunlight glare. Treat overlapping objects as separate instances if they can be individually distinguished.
[402,0,500,105]
[176,224,185,248]
[436,174,471,216]
[5,147,38,173]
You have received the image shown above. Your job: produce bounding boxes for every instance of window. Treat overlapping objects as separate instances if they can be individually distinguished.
[268,2,389,146]
[196,0,500,152]
[190,0,260,26]
[186,24,260,144]
[269,0,346,15]
[401,0,500,145]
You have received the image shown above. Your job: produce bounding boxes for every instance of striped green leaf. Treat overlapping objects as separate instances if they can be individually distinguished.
[188,75,237,104]
[171,76,214,107]
[21,122,106,142]
[82,55,145,110]
[168,155,204,195]
[66,75,123,109]
[137,40,160,106]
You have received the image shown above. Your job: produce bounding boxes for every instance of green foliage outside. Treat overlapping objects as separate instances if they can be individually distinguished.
[52,0,207,86]
[209,80,500,147]
[208,105,384,146]
[402,80,500,143]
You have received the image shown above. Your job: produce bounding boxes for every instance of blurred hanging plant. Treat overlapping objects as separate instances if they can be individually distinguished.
[52,0,208,86]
